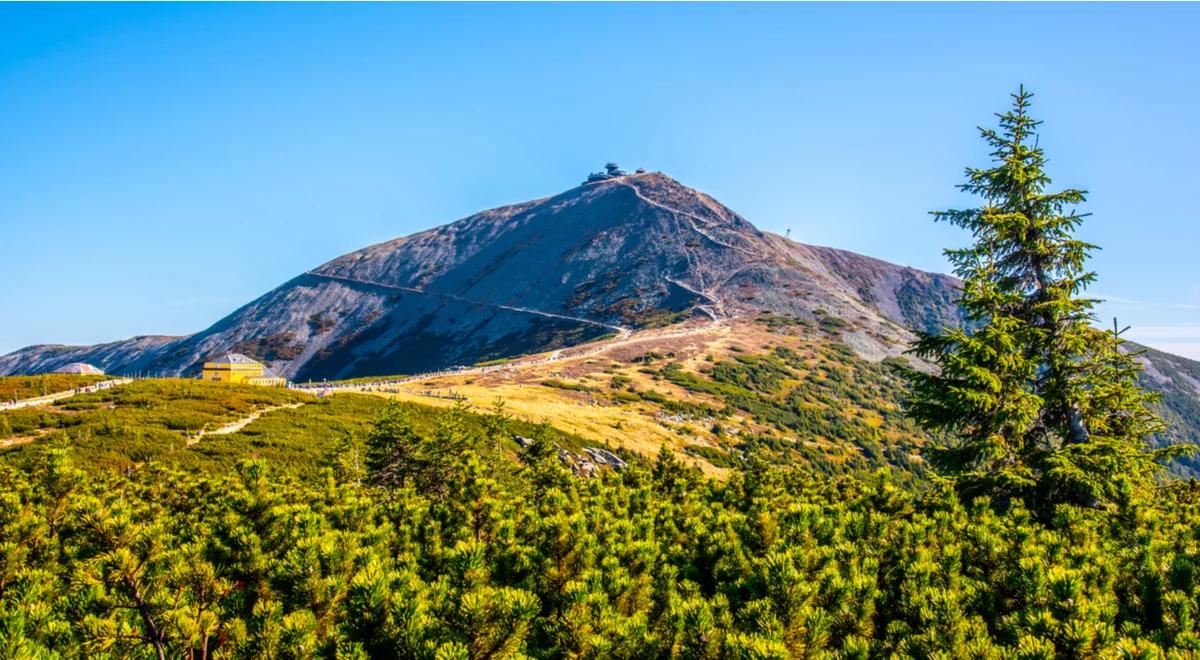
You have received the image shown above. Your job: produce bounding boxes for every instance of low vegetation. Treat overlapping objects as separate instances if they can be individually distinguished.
[308,312,339,334]
[540,378,598,393]
[232,331,306,362]
[0,379,306,470]
[5,405,1200,657]
[0,374,111,402]
[656,339,927,479]
[0,379,593,478]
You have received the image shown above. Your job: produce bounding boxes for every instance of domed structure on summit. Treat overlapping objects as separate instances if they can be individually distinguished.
[584,162,629,183]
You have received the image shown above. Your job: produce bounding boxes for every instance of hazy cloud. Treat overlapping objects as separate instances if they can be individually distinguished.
[1096,295,1200,310]
[1125,326,1200,360]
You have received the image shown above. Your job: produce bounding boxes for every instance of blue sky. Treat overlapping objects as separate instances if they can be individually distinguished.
[2,3,1198,358]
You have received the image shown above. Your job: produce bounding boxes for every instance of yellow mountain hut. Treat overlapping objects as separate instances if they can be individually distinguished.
[200,353,287,387]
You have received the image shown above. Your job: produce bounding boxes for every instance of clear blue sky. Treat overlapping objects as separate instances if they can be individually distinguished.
[2,3,1198,358]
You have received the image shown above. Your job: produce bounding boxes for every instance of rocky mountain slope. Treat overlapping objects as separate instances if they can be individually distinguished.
[1135,344,1200,475]
[3,166,1197,459]
[0,170,963,380]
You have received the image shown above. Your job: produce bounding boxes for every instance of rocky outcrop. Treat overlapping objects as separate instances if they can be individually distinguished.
[556,446,629,478]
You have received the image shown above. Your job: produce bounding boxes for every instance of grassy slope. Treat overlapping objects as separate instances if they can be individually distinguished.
[8,317,1190,482]
[0,378,595,477]
[368,316,929,480]
[0,374,111,402]
[359,317,1200,480]
[1,319,924,481]
[1,379,308,470]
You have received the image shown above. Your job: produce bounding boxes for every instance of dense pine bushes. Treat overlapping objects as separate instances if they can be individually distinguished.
[4,404,1200,657]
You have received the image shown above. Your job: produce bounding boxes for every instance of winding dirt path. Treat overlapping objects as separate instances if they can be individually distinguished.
[305,271,629,336]
[0,378,132,411]
[0,429,50,449]
[612,177,774,320]
[293,177,768,395]
[610,179,757,258]
[302,177,758,352]
[664,276,722,321]
[187,402,305,446]
[296,319,730,395]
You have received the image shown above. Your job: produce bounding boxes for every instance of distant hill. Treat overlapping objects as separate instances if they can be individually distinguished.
[1134,344,1200,475]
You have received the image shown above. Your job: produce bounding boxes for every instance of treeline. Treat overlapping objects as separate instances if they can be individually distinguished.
[4,404,1200,658]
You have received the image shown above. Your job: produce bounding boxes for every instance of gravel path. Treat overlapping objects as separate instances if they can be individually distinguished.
[296,319,729,395]
[187,402,305,445]
[0,378,133,411]
[306,271,629,335]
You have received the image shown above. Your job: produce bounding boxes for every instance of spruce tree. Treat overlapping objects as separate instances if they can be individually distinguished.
[907,87,1187,514]
[364,401,421,492]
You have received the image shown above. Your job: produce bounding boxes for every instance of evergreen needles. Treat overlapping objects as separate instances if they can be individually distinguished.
[906,87,1191,515]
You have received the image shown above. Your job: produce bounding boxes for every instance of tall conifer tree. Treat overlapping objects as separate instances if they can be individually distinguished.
[907,87,1186,513]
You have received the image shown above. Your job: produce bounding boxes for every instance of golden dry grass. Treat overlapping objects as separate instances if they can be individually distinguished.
[323,317,925,479]
[329,319,816,476]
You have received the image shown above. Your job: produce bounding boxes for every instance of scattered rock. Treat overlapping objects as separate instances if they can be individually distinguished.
[583,447,627,471]
[549,444,627,477]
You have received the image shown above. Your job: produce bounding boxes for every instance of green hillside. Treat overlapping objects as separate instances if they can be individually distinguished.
[5,400,1200,657]
[0,374,111,403]
[1137,345,1200,477]
[0,379,592,478]
[1,348,1198,657]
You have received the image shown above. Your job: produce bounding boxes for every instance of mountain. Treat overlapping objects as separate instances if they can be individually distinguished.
[0,170,962,380]
[1135,344,1200,475]
[2,168,1200,472]
[2,166,1198,467]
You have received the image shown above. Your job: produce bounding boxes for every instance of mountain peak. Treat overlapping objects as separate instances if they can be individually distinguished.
[582,161,646,184]
[2,171,965,380]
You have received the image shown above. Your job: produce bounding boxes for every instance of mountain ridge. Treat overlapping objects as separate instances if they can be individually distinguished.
[0,170,1187,399]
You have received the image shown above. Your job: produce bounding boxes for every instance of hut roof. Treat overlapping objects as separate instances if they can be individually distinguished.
[205,353,262,367]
